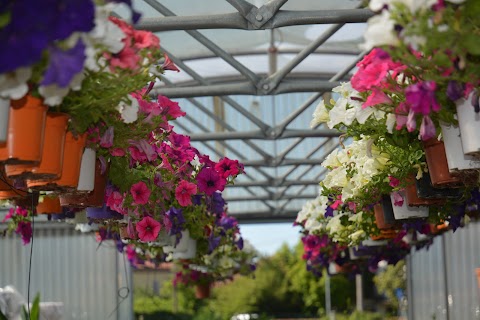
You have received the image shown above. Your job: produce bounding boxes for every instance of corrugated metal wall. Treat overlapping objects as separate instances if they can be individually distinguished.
[0,222,132,320]
[408,221,480,320]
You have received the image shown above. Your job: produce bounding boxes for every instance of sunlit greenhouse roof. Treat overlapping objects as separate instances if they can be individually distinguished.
[114,0,372,222]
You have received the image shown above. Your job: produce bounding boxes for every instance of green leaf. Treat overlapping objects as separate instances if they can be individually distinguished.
[31,294,41,320]
[462,33,480,55]
[0,12,11,29]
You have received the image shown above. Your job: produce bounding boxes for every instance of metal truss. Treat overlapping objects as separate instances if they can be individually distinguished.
[137,0,370,222]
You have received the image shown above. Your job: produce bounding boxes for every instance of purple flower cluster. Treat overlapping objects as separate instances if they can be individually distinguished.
[0,0,95,73]
[164,207,185,245]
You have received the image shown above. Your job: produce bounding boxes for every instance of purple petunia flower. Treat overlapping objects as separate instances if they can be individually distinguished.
[41,39,86,88]
[405,81,441,116]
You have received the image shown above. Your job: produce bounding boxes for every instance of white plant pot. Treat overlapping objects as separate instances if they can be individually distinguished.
[163,230,197,259]
[390,191,428,220]
[441,123,480,171]
[456,94,480,156]
[172,238,197,260]
[77,148,96,191]
[0,97,10,144]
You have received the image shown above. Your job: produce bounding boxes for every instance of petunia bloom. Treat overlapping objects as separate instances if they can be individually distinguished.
[175,180,197,207]
[100,126,114,148]
[405,81,440,115]
[15,221,32,245]
[130,181,151,205]
[214,157,243,179]
[136,216,161,242]
[196,167,226,196]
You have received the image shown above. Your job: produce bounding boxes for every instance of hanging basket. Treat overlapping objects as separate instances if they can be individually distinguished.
[456,94,480,156]
[441,123,480,171]
[59,159,108,208]
[0,97,9,145]
[423,138,462,188]
[195,283,211,299]
[163,230,197,260]
[5,113,69,181]
[0,95,48,165]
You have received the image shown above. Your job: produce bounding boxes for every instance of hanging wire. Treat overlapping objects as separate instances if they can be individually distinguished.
[107,252,131,319]
[0,169,36,320]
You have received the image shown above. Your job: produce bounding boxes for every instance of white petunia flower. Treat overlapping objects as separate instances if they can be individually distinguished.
[117,95,139,123]
[0,67,32,100]
[311,99,330,127]
[361,10,399,51]
[38,72,85,106]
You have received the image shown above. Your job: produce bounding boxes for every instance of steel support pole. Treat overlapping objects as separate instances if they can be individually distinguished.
[189,129,340,141]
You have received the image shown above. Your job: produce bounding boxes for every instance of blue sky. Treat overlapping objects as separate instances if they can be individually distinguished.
[239,223,301,256]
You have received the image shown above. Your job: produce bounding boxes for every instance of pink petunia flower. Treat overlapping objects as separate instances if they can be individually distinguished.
[157,96,186,119]
[108,46,141,70]
[392,191,404,207]
[133,30,160,49]
[362,88,392,108]
[136,216,161,242]
[419,115,436,141]
[388,176,400,188]
[130,181,151,205]
[214,157,243,179]
[110,148,126,157]
[162,54,180,72]
[196,167,226,195]
[175,180,197,206]
[100,126,114,148]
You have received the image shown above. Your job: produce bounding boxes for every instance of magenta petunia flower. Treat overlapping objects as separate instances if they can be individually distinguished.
[388,176,400,188]
[214,157,242,179]
[130,181,151,205]
[392,192,404,207]
[196,167,226,196]
[162,54,180,72]
[405,81,440,116]
[157,96,186,119]
[136,216,161,242]
[175,180,197,207]
[362,88,392,108]
[15,221,32,245]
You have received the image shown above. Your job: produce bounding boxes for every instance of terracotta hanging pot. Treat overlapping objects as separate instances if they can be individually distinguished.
[5,112,69,180]
[475,268,480,290]
[456,93,480,156]
[423,138,462,188]
[370,229,397,241]
[195,283,211,299]
[0,97,9,145]
[0,95,48,164]
[59,159,108,208]
[0,189,28,200]
[374,196,396,229]
[27,132,86,191]
[36,195,62,215]
[429,222,449,235]
[405,175,446,206]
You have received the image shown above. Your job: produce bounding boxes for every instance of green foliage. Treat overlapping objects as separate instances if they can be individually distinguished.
[21,293,40,320]
[373,261,406,312]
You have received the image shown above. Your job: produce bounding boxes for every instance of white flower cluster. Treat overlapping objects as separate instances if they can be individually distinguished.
[311,82,391,130]
[295,195,330,232]
[322,136,390,201]
[363,0,465,51]
[296,194,368,246]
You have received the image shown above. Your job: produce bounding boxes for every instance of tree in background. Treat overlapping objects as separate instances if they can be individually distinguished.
[134,241,357,319]
[373,260,406,313]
